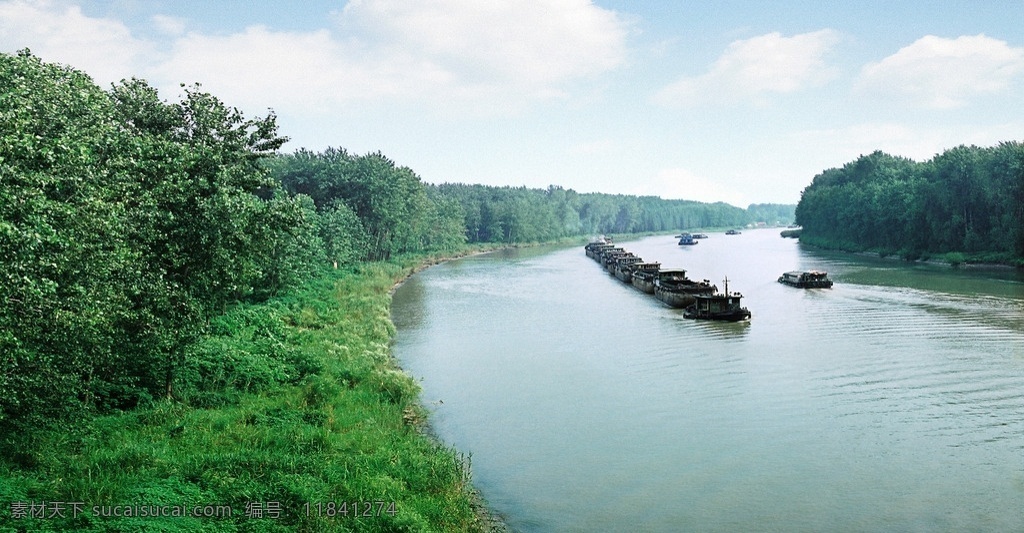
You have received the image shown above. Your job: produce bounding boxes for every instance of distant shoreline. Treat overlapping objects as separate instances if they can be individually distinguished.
[796,239,1023,271]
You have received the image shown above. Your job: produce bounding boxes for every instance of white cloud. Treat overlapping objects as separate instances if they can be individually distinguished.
[793,122,936,161]
[147,26,402,112]
[633,167,749,207]
[570,138,617,155]
[857,34,1024,109]
[160,0,631,117]
[1,0,630,118]
[0,0,153,86]
[792,121,1024,164]
[340,0,629,88]
[654,29,840,108]
[151,14,186,36]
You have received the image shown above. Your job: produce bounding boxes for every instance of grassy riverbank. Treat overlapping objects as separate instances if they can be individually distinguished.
[798,233,1024,268]
[0,256,505,532]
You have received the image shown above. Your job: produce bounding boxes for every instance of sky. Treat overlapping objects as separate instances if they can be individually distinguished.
[2,1,1023,207]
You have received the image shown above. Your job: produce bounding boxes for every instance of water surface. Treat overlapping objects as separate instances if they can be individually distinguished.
[391,229,1024,531]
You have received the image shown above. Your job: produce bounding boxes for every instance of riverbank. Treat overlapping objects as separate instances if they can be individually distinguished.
[385,248,516,532]
[796,233,1024,270]
[0,257,509,531]
[388,244,512,295]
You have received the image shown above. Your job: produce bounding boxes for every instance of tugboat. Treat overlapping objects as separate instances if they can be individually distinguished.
[683,276,751,321]
[725,229,742,235]
[778,270,833,288]
[654,269,717,308]
[677,233,698,245]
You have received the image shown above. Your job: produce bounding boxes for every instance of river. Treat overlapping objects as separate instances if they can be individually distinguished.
[390,229,1024,532]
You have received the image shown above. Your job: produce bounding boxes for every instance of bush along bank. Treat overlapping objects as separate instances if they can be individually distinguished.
[0,261,499,532]
[798,233,1024,268]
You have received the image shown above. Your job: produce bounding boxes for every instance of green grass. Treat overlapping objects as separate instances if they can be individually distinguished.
[0,260,498,532]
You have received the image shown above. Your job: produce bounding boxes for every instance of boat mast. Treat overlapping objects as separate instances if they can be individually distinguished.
[723,275,729,296]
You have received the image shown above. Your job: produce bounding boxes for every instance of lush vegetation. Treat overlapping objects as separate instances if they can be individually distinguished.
[1,50,791,530]
[269,148,469,262]
[1,263,490,531]
[271,154,794,251]
[2,50,302,430]
[430,184,792,244]
[1,50,490,531]
[795,146,1024,265]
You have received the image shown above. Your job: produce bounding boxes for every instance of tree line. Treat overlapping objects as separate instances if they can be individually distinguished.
[795,146,1024,263]
[1,51,792,431]
[429,184,792,244]
[271,155,795,254]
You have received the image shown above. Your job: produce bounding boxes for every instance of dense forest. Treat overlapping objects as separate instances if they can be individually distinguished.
[795,146,1024,264]
[429,184,793,243]
[0,50,489,530]
[269,149,795,259]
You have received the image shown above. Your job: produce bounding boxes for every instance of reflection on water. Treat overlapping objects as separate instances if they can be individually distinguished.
[391,229,1024,532]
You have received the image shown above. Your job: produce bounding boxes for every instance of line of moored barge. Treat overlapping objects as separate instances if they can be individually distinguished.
[584,238,752,322]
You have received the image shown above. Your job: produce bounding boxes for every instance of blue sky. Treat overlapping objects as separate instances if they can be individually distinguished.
[2,1,1023,206]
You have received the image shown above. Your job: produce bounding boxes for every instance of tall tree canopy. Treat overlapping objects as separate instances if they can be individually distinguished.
[270,148,467,261]
[0,51,313,428]
[795,145,1024,262]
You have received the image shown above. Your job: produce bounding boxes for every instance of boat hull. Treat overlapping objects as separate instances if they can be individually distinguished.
[654,287,712,308]
[778,278,833,288]
[683,306,751,321]
[633,277,656,294]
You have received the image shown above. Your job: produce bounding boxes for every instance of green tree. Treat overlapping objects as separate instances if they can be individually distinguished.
[1,50,135,425]
[1,52,307,429]
[108,79,294,398]
[796,145,1024,263]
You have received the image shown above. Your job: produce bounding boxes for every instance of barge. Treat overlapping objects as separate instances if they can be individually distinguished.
[613,255,644,283]
[778,270,833,288]
[653,269,717,308]
[631,262,661,294]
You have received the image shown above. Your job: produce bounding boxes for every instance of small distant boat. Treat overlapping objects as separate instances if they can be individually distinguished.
[683,276,751,321]
[778,270,833,288]
[692,233,709,239]
[725,229,741,235]
[678,233,698,245]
